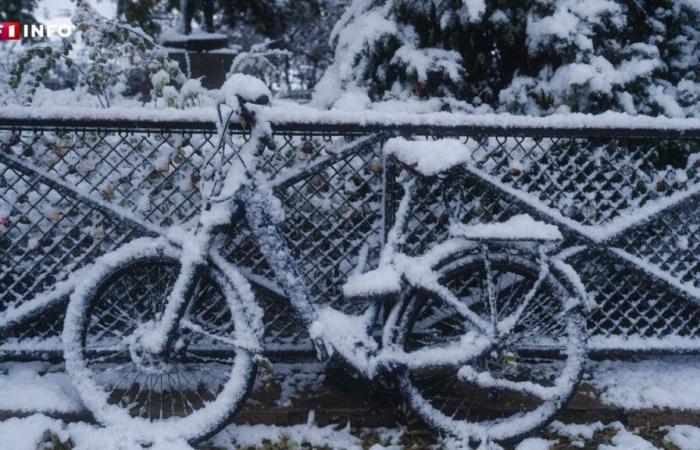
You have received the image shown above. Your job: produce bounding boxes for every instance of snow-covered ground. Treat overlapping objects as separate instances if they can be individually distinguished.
[1,356,700,449]
[590,356,700,410]
[0,415,399,450]
[1,411,699,449]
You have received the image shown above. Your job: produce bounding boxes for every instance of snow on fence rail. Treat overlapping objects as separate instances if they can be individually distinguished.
[0,109,699,358]
[3,105,700,136]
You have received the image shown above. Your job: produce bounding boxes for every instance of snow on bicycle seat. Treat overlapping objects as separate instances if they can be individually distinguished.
[384,137,477,175]
[449,214,563,241]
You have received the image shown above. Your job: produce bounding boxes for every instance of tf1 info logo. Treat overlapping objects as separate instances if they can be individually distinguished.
[0,22,73,41]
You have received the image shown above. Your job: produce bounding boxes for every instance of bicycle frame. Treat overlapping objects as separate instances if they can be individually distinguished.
[130,107,502,377]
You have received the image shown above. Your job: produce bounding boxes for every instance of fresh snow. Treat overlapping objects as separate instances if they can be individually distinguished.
[598,429,660,449]
[0,105,218,124]
[0,363,82,413]
[221,74,271,105]
[549,420,608,440]
[463,0,487,22]
[159,30,229,43]
[22,412,680,450]
[0,413,402,450]
[61,238,260,444]
[384,137,477,176]
[462,162,700,244]
[210,415,368,450]
[664,425,700,450]
[2,105,700,132]
[0,414,64,450]
[609,247,700,301]
[391,45,463,84]
[3,356,698,419]
[0,416,191,450]
[6,412,695,450]
[514,437,554,450]
[450,214,563,241]
[591,356,700,410]
[343,265,402,298]
[259,105,700,131]
[35,0,116,31]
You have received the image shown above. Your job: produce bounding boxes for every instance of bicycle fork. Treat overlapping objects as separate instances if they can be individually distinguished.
[137,195,229,358]
[138,231,212,358]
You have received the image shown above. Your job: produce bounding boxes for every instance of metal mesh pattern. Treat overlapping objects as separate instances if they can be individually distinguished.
[468,137,697,225]
[573,248,700,339]
[1,121,699,355]
[399,136,700,342]
[0,128,213,306]
[614,196,699,290]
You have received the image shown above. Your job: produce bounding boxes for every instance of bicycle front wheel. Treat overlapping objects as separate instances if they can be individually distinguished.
[387,249,587,445]
[63,238,260,444]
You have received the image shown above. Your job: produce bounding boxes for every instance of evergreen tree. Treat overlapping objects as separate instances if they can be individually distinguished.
[0,0,36,23]
[314,0,700,117]
[116,0,161,36]
[503,0,700,116]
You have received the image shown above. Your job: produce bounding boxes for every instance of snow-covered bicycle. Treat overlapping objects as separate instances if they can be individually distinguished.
[59,77,590,445]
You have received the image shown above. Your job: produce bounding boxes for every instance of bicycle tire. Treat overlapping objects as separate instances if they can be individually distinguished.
[63,237,260,444]
[385,248,587,445]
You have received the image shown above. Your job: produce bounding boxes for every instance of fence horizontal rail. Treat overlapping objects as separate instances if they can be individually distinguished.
[2,106,700,138]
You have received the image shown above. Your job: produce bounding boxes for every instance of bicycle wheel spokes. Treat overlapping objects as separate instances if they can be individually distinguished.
[406,329,557,424]
[394,251,586,443]
[81,257,241,421]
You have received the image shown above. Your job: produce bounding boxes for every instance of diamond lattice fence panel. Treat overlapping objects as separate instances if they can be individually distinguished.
[1,125,698,352]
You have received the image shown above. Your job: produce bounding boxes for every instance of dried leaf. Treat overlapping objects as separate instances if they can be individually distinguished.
[101,184,114,199]
[92,227,105,240]
[368,157,382,174]
[79,161,96,174]
[301,142,314,155]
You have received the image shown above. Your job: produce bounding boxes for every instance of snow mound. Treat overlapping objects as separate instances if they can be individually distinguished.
[549,420,608,440]
[0,414,63,450]
[591,356,700,410]
[0,363,82,413]
[599,429,659,449]
[221,74,271,106]
[450,214,563,241]
[384,137,477,175]
[211,418,364,450]
[515,437,554,450]
[664,425,700,450]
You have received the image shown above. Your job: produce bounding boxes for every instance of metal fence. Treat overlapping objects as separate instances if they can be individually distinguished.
[1,113,699,358]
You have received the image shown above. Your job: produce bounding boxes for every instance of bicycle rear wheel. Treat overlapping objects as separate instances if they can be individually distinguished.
[63,238,260,444]
[387,249,587,444]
